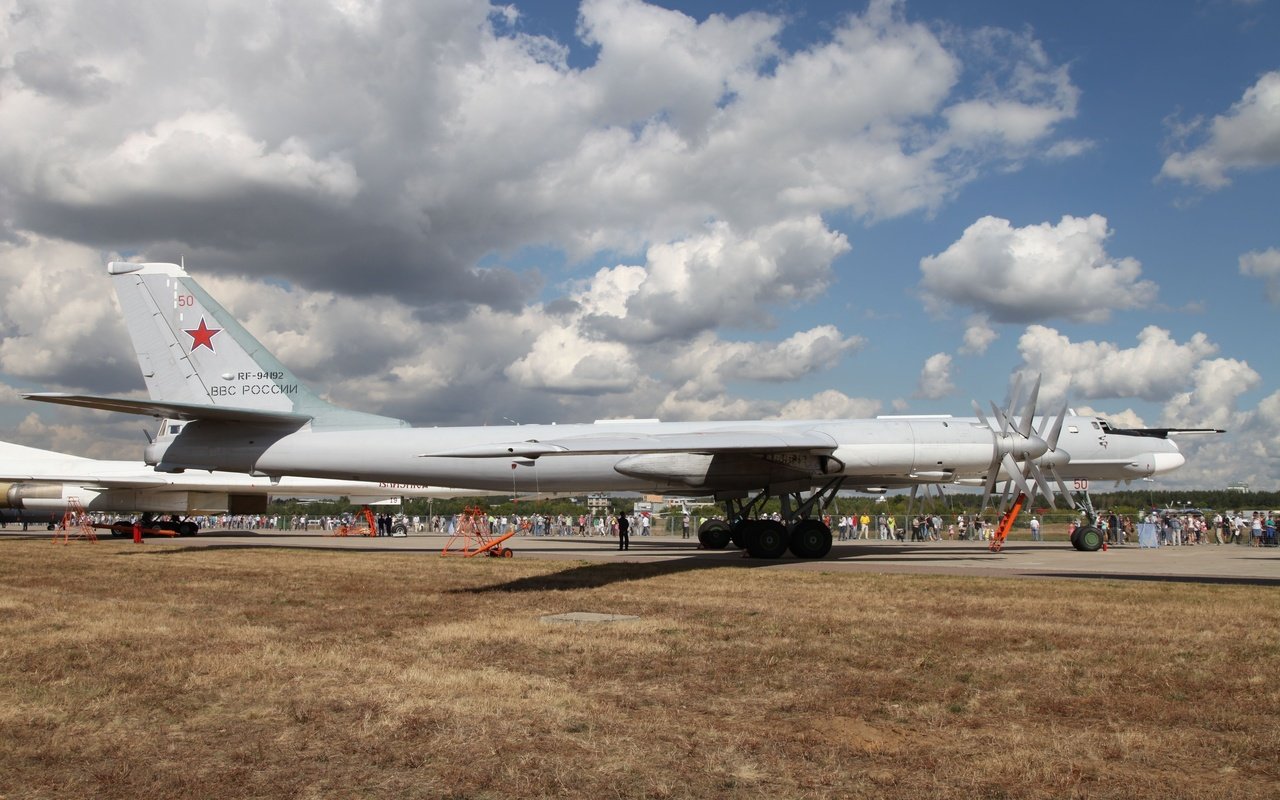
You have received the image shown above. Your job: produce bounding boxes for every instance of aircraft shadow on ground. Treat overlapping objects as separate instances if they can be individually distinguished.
[455,556,772,594]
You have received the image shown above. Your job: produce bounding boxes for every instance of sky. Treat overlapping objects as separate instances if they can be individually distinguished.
[0,0,1277,490]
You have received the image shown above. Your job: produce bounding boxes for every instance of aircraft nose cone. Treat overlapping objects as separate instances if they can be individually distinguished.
[1151,451,1186,474]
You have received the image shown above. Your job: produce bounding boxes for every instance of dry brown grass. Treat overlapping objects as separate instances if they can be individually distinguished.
[1,540,1276,799]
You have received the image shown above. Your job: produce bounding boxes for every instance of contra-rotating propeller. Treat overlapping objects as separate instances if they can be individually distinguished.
[972,374,1076,515]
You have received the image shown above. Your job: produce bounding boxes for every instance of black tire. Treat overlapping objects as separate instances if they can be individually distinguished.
[110,520,130,537]
[697,519,732,549]
[1076,526,1103,552]
[788,519,832,559]
[392,523,407,535]
[1069,527,1083,550]
[746,520,789,559]
[178,521,199,536]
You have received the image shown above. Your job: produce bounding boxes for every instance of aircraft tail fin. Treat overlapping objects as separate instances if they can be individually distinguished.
[106,262,407,430]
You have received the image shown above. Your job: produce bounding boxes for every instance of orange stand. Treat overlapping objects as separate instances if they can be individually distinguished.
[53,498,97,544]
[331,506,378,537]
[441,506,515,558]
[989,493,1027,553]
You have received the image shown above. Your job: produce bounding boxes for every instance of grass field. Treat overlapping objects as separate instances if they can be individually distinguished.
[1,540,1276,799]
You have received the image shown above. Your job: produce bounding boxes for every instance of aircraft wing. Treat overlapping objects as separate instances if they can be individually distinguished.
[1105,426,1226,439]
[23,393,312,425]
[0,472,171,488]
[424,429,839,458]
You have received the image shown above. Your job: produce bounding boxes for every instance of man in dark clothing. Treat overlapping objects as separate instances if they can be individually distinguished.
[617,513,630,551]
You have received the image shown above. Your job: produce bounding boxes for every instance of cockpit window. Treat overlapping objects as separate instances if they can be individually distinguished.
[1091,421,1101,429]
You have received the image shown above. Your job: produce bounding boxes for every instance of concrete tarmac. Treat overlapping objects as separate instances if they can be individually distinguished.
[11,528,1277,585]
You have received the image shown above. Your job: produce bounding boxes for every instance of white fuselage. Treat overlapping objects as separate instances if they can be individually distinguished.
[144,415,1185,496]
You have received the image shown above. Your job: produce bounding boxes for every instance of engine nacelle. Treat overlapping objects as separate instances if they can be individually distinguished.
[1,482,74,511]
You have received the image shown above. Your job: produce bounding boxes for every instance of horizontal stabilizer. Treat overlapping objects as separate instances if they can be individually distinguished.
[23,393,312,425]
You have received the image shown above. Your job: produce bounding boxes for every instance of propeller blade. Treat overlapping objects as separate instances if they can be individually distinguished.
[979,466,998,515]
[1045,401,1068,450]
[998,477,1015,513]
[1002,453,1032,497]
[990,401,1013,435]
[1026,462,1056,509]
[1048,467,1077,509]
[972,399,993,430]
[1017,375,1041,439]
[1006,373,1024,420]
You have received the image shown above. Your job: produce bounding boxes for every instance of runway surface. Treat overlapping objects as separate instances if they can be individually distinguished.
[11,528,1277,585]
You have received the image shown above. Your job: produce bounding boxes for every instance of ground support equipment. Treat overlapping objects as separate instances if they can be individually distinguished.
[989,492,1027,553]
[331,507,377,537]
[441,506,515,558]
[53,498,97,544]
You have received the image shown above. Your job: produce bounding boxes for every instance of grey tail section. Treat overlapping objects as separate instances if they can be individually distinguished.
[104,261,408,430]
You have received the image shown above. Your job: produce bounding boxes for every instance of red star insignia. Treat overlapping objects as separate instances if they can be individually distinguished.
[185,317,221,352]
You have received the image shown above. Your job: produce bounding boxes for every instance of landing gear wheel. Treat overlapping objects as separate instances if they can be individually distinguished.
[745,520,789,559]
[178,521,199,537]
[1075,526,1103,552]
[697,519,732,550]
[788,519,832,559]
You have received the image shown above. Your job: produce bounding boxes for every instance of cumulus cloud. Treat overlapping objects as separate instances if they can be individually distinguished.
[1155,380,1276,491]
[915,353,954,399]
[47,110,361,205]
[959,314,997,355]
[1161,358,1259,431]
[580,217,850,343]
[1239,247,1280,304]
[1160,70,1280,189]
[0,235,137,392]
[665,327,865,397]
[919,215,1158,323]
[1017,324,1218,402]
[0,0,1081,309]
[505,325,639,394]
[772,390,881,420]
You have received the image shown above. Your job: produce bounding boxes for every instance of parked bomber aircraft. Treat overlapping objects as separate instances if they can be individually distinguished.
[25,261,1222,557]
[0,440,488,535]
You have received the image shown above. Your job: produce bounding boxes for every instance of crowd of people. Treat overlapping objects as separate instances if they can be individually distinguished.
[59,507,1276,548]
[1144,510,1278,547]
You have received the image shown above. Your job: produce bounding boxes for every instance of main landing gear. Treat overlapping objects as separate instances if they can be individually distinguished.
[696,479,843,559]
[1064,488,1104,552]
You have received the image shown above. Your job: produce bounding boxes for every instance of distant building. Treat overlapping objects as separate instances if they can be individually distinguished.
[1227,482,1249,492]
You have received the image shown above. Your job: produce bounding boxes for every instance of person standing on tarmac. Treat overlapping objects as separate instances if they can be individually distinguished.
[617,512,630,551]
